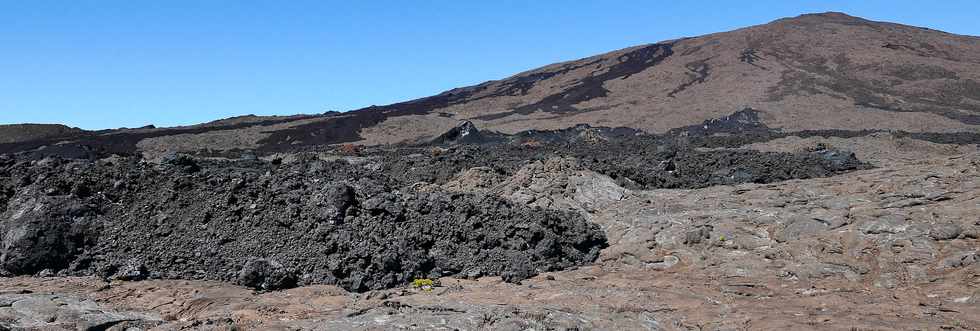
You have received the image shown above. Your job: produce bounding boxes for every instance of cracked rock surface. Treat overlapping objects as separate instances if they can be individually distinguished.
[0,290,161,330]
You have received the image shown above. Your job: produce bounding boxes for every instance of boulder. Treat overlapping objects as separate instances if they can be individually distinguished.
[237,258,297,291]
[0,193,89,275]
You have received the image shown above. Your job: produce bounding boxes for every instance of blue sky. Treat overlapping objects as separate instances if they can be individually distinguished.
[2,1,978,129]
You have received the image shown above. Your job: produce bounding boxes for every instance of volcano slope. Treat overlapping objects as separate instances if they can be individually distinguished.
[2,12,980,159]
[1,11,979,331]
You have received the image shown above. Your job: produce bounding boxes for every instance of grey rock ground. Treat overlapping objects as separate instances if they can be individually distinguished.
[2,152,977,330]
[0,291,161,330]
[441,157,629,216]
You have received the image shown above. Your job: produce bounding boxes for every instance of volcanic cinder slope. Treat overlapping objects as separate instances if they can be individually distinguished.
[1,12,979,331]
[2,12,980,159]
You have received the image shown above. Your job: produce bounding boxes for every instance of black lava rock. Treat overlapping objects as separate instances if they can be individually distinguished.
[237,258,297,291]
[112,260,148,281]
[161,153,200,173]
[0,119,871,293]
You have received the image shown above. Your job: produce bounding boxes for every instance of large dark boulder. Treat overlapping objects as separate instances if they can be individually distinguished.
[237,258,297,291]
[314,182,355,224]
[161,153,200,173]
[0,193,91,275]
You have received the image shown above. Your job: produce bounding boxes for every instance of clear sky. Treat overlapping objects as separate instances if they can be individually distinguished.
[2,1,979,130]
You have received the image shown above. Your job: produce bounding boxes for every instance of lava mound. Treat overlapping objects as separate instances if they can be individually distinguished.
[0,155,606,292]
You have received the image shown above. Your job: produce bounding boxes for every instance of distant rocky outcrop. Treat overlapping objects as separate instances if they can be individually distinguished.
[0,124,81,144]
[430,121,487,145]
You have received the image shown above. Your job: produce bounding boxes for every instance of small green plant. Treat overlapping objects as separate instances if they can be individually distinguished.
[718,234,727,242]
[412,278,435,292]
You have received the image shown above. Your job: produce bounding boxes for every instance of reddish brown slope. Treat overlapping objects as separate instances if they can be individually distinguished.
[352,12,980,143]
[2,12,979,157]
